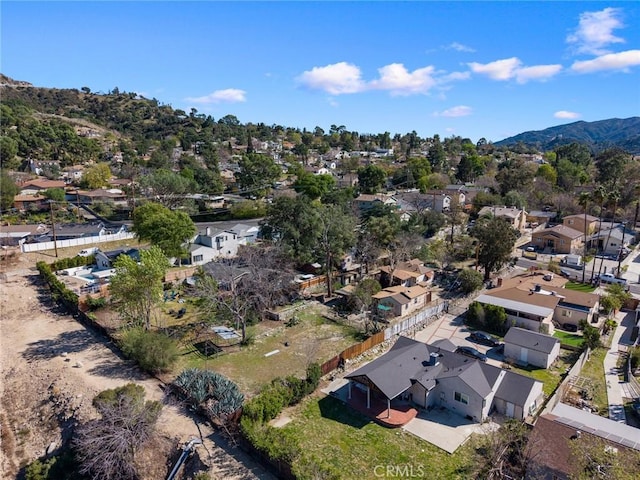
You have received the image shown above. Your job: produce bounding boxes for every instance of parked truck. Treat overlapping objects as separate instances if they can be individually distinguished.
[561,254,583,269]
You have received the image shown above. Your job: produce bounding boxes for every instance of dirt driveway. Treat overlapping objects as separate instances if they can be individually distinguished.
[0,258,274,479]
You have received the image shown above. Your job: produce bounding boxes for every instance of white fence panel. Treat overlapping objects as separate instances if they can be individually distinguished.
[384,301,448,340]
[21,232,135,253]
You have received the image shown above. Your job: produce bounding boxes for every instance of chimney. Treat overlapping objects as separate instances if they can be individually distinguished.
[206,226,211,236]
[428,352,440,366]
[534,284,541,292]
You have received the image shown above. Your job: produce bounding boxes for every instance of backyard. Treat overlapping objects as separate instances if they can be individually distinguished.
[563,281,596,293]
[278,394,477,479]
[178,304,362,395]
[553,330,584,348]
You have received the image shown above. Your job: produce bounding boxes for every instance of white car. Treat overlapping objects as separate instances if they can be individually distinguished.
[599,273,628,286]
[77,247,99,257]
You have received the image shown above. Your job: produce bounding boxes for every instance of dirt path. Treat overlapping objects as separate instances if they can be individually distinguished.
[0,261,274,479]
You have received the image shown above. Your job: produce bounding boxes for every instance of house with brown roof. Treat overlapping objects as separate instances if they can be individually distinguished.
[562,214,599,235]
[478,205,528,230]
[379,259,434,287]
[353,193,396,215]
[19,179,66,195]
[526,403,640,479]
[372,285,431,318]
[532,224,583,254]
[473,272,599,334]
[345,336,543,424]
[13,194,48,212]
[0,223,50,246]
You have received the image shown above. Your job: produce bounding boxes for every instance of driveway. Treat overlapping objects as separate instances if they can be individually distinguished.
[402,408,498,453]
[413,313,504,367]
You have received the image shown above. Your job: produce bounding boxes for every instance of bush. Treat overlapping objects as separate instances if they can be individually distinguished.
[85,296,106,311]
[458,269,483,294]
[119,328,179,373]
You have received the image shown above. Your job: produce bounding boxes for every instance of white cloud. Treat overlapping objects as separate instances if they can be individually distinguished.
[434,105,473,118]
[554,111,581,119]
[446,42,475,53]
[468,58,562,83]
[369,63,437,95]
[515,64,563,83]
[571,50,640,73]
[468,57,522,80]
[567,7,625,55]
[296,62,365,95]
[186,89,247,104]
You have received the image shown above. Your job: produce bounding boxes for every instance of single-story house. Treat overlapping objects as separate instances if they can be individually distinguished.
[478,206,528,230]
[38,222,111,242]
[532,224,583,254]
[96,248,140,270]
[353,194,397,215]
[473,272,599,334]
[372,285,431,318]
[0,223,50,246]
[394,191,455,214]
[75,188,128,204]
[185,225,254,266]
[526,210,557,228]
[379,259,434,287]
[13,194,49,212]
[526,403,640,480]
[19,179,66,195]
[562,214,599,235]
[503,327,561,368]
[345,336,544,423]
[586,224,635,257]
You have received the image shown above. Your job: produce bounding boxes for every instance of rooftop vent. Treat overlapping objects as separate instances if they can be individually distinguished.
[428,352,440,366]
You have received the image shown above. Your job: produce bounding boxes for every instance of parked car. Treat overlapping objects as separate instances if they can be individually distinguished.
[562,323,578,332]
[455,346,488,362]
[77,247,99,257]
[599,273,628,287]
[525,246,536,252]
[470,331,500,347]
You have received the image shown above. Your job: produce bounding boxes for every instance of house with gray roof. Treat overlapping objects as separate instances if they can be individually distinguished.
[345,336,543,423]
[504,327,561,368]
[95,248,140,270]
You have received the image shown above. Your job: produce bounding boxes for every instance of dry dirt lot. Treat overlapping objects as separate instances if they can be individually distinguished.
[0,251,274,480]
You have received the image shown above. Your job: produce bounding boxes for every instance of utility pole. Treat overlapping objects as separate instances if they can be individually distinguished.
[49,201,58,257]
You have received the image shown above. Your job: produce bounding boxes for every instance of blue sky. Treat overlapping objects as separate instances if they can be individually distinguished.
[2,1,639,143]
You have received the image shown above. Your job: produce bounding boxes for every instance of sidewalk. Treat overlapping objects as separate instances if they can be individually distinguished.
[604,310,637,423]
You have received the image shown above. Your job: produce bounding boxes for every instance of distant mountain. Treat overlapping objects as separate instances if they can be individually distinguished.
[494,117,640,154]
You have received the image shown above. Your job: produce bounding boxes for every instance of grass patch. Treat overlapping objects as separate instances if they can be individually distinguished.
[280,394,476,479]
[576,347,608,415]
[182,305,362,395]
[563,281,596,293]
[553,331,584,348]
[507,349,579,396]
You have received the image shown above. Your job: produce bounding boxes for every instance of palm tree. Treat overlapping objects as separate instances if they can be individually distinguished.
[578,192,590,283]
[596,188,620,279]
[589,185,607,283]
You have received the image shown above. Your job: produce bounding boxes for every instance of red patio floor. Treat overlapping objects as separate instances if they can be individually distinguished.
[346,387,418,428]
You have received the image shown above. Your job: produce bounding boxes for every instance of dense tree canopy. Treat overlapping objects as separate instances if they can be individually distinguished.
[472,216,518,280]
[236,153,281,198]
[131,202,196,260]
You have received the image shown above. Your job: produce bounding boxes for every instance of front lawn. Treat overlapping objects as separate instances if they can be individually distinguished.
[507,349,579,396]
[563,281,596,293]
[280,394,476,479]
[553,331,583,348]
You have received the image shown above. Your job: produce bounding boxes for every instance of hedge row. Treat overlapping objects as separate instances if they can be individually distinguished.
[36,261,79,308]
[239,363,339,479]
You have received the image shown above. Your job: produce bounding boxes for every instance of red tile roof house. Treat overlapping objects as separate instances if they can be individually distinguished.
[344,336,543,426]
[19,179,66,195]
[473,273,599,334]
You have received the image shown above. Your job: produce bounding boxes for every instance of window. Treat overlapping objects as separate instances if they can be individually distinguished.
[568,219,574,224]
[563,310,572,317]
[193,255,203,263]
[454,392,469,405]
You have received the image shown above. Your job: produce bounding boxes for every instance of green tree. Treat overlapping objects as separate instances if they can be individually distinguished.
[139,168,196,209]
[316,205,357,296]
[0,136,20,170]
[351,278,382,314]
[293,173,336,199]
[109,246,169,330]
[0,171,19,211]
[81,162,112,189]
[236,153,281,198]
[131,202,196,261]
[472,216,518,281]
[536,163,558,185]
[42,188,66,202]
[357,164,387,194]
[458,269,484,294]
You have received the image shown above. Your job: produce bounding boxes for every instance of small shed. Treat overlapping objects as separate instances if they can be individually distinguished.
[504,327,560,369]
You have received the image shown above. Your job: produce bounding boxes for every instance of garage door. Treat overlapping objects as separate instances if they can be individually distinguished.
[520,347,528,363]
[506,402,515,418]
